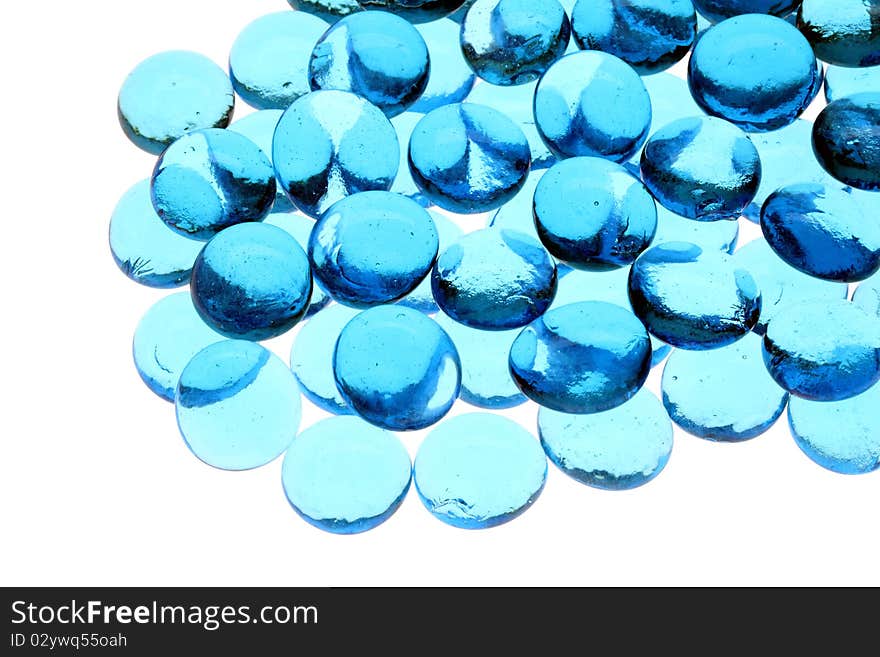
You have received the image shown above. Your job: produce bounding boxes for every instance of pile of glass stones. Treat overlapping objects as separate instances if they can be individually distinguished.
[112,0,880,534]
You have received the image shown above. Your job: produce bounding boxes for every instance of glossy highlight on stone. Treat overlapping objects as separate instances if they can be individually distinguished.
[798,0,880,68]
[854,273,880,318]
[398,212,463,312]
[824,64,880,103]
[694,0,801,23]
[813,93,880,192]
[411,19,476,112]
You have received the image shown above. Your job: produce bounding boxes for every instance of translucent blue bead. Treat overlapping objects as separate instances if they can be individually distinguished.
[176,340,301,471]
[825,64,880,102]
[288,0,361,23]
[813,93,880,191]
[414,413,547,529]
[132,293,224,402]
[291,1,468,23]
[798,0,880,68]
[694,0,800,23]
[571,0,697,75]
[191,223,312,340]
[408,103,531,213]
[629,242,761,349]
[853,273,880,318]
[117,51,234,155]
[509,301,652,413]
[309,191,439,307]
[433,228,557,329]
[653,205,739,254]
[227,110,294,212]
[538,388,673,490]
[273,90,399,218]
[411,19,476,112]
[309,12,429,118]
[334,305,461,430]
[688,14,821,131]
[534,51,652,162]
[281,416,412,533]
[763,299,880,401]
[151,129,276,240]
[390,112,432,207]
[397,211,463,312]
[487,169,547,240]
[640,116,761,221]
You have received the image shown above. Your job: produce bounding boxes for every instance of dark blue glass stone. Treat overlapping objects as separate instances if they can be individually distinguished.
[397,211,463,312]
[411,19,476,112]
[694,0,801,23]
[813,93,880,191]
[654,205,739,254]
[390,112,432,207]
[228,110,294,212]
[825,64,880,102]
[854,273,880,318]
[798,0,880,67]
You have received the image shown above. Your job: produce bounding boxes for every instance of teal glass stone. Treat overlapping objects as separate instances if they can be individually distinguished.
[813,93,880,191]
[653,205,739,254]
[798,0,880,68]
[825,64,880,102]
[694,0,800,23]
[390,112,432,207]
[281,416,412,533]
[411,19,476,112]
[118,51,234,155]
[853,273,880,318]
[397,211,463,313]
[414,413,547,529]
[291,0,467,23]
[487,169,548,240]
[288,0,361,23]
[227,109,293,212]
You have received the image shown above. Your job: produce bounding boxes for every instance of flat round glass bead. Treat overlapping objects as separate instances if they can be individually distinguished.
[408,103,531,213]
[390,112,432,207]
[411,19,476,112]
[640,116,761,221]
[414,413,547,529]
[813,93,880,191]
[432,228,557,330]
[273,90,399,218]
[176,340,301,471]
[229,11,328,111]
[333,305,461,430]
[629,241,762,349]
[534,51,652,162]
[309,191,439,307]
[132,293,224,401]
[694,0,801,23]
[191,223,312,340]
[487,169,547,240]
[853,273,880,318]
[109,180,202,288]
[117,51,234,155]
[288,0,361,23]
[825,64,880,102]
[281,416,412,533]
[291,1,468,23]
[227,110,294,212]
[397,211,463,312]
[653,205,739,254]
[509,301,652,413]
[763,299,880,401]
[151,129,276,240]
[798,0,880,68]
[662,333,789,442]
[309,12,429,118]
[538,388,673,490]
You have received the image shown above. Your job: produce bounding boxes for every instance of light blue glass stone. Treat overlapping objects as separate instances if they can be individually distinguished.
[813,93,880,191]
[487,169,547,240]
[694,0,800,23]
[176,341,301,470]
[798,0,880,68]
[853,273,880,318]
[825,64,880,102]
[117,51,234,155]
[662,332,788,442]
[509,301,652,413]
[309,191,439,307]
[390,112,432,207]
[538,388,673,490]
[653,205,739,254]
[288,0,361,23]
[109,180,203,288]
[412,19,476,112]
[333,305,461,430]
[408,103,531,213]
[534,51,652,162]
[414,413,547,529]
[432,228,557,329]
[191,223,312,340]
[132,293,225,402]
[228,110,294,212]
[281,416,412,533]
[763,299,880,402]
[273,90,399,218]
[151,129,276,240]
[398,212,463,312]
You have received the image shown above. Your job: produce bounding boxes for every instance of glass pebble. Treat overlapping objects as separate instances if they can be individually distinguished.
[151,129,276,240]
[117,51,234,155]
[411,19,476,112]
[288,0,361,23]
[798,0,880,68]
[281,416,412,533]
[509,301,652,413]
[825,64,880,102]
[487,169,547,240]
[414,413,546,529]
[694,0,801,22]
[538,388,673,490]
[813,93,880,192]
[176,340,301,471]
[653,205,739,254]
[397,211,463,313]
[227,110,293,212]
[334,305,461,430]
[109,180,202,288]
[273,90,399,218]
[853,273,880,318]
[191,223,312,340]
[390,112,432,207]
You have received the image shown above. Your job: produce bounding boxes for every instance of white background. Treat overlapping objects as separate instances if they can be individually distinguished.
[1,0,877,587]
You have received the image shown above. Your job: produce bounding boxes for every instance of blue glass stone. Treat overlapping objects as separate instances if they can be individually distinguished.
[688,14,820,132]
[273,90,399,218]
[309,191,439,307]
[291,1,467,23]
[813,93,880,191]
[798,0,880,68]
[853,273,880,318]
[825,64,880,102]
[534,51,652,162]
[571,0,697,75]
[640,116,761,221]
[288,0,361,23]
[653,205,739,254]
[449,0,476,22]
[408,103,531,213]
[629,242,761,349]
[433,228,557,329]
[488,169,547,240]
[333,305,461,430]
[763,299,880,401]
[281,416,412,533]
[414,413,547,529]
[132,293,224,402]
[411,19,476,112]
[176,340,301,471]
[109,180,202,288]
[398,211,463,312]
[509,301,652,413]
[309,12,429,118]
[117,51,234,155]
[390,112,432,207]
[694,0,801,23]
[538,388,673,490]
[533,157,657,270]
[151,129,276,240]
[228,110,294,212]
[191,223,312,340]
